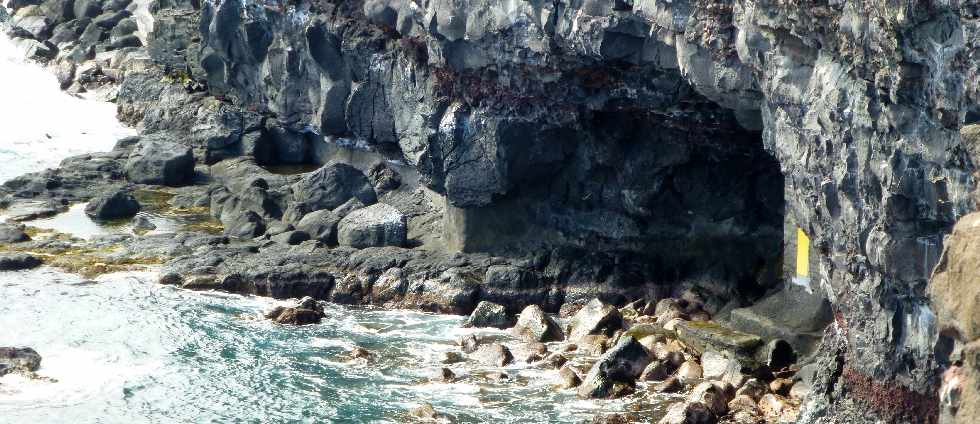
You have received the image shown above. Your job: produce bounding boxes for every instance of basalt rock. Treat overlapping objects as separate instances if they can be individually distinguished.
[13,0,980,422]
[84,189,140,220]
[0,347,42,376]
[0,253,43,271]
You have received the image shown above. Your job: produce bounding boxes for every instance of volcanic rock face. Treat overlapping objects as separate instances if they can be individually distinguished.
[5,0,980,422]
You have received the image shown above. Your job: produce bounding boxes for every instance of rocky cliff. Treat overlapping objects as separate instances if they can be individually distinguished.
[3,0,980,422]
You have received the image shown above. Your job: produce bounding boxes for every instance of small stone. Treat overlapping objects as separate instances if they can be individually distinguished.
[758,393,788,418]
[676,360,703,385]
[688,381,731,416]
[769,378,792,396]
[457,334,480,354]
[441,351,465,364]
[640,359,677,381]
[350,347,372,359]
[657,401,715,424]
[431,367,455,382]
[558,365,582,389]
[735,378,768,401]
[473,344,513,367]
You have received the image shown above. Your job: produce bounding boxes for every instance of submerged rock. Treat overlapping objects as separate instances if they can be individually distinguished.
[472,343,513,367]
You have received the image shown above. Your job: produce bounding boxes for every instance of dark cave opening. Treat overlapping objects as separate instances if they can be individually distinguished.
[445,105,787,304]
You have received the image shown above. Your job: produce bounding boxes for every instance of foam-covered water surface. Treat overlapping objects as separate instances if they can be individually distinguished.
[0,30,134,183]
[0,269,670,423]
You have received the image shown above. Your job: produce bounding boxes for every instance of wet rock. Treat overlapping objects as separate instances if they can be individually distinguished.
[655,377,683,393]
[675,361,703,385]
[758,393,793,420]
[292,163,376,212]
[464,301,511,329]
[657,401,715,424]
[85,189,140,220]
[408,403,444,421]
[265,297,324,325]
[457,334,481,354]
[337,203,406,248]
[0,347,41,376]
[294,209,341,244]
[133,215,156,232]
[640,355,681,381]
[430,367,455,382]
[0,253,43,271]
[484,371,509,381]
[558,365,582,389]
[350,347,372,360]
[539,353,568,369]
[125,139,194,186]
[688,381,732,416]
[769,378,792,396]
[512,304,562,342]
[0,223,30,243]
[735,378,768,401]
[472,344,513,367]
[441,351,464,364]
[568,299,623,341]
[578,336,651,399]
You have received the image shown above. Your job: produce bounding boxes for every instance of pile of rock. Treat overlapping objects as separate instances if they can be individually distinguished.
[264,296,326,325]
[454,296,810,424]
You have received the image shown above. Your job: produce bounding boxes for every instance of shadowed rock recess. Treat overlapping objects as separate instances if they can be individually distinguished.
[2,0,980,423]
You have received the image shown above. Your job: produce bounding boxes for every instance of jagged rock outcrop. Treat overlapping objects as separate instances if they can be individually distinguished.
[6,0,980,422]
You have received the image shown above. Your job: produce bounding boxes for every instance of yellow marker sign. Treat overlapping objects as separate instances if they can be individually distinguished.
[796,228,810,280]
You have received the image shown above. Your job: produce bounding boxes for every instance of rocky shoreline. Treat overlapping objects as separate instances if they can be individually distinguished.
[2,0,979,422]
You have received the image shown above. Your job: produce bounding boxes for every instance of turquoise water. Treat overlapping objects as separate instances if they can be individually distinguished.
[0,269,644,423]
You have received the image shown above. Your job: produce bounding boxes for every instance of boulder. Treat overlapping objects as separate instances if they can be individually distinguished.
[223,210,266,239]
[265,297,324,325]
[512,304,563,342]
[0,253,43,271]
[85,189,140,220]
[655,377,684,393]
[658,401,716,424]
[0,347,42,376]
[337,203,406,248]
[441,351,464,364]
[676,360,703,385]
[674,320,763,360]
[735,378,769,401]
[0,224,30,243]
[640,356,681,381]
[292,163,376,212]
[464,300,511,329]
[568,298,623,341]
[125,139,195,186]
[294,209,341,243]
[578,336,651,399]
[430,367,455,382]
[688,381,732,416]
[472,343,513,367]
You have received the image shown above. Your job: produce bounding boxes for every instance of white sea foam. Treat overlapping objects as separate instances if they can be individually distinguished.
[0,32,135,183]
